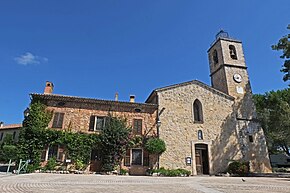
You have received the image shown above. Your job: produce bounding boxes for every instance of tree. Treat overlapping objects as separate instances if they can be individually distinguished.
[99,115,132,172]
[18,100,52,169]
[253,89,290,155]
[272,25,290,84]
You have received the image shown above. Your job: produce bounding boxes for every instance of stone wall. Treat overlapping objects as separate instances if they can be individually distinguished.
[155,82,239,175]
[45,100,157,135]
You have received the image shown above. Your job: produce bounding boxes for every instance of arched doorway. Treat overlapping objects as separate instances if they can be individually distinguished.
[195,144,209,175]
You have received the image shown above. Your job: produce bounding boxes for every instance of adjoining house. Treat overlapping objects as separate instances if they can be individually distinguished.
[0,122,21,144]
[32,83,158,175]
[25,31,272,175]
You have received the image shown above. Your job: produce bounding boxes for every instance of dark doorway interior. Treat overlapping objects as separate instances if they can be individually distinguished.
[195,144,209,175]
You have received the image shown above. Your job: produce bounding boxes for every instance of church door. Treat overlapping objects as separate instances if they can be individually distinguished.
[195,144,209,175]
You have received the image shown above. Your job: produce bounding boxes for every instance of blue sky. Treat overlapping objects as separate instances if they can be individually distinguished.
[0,1,289,124]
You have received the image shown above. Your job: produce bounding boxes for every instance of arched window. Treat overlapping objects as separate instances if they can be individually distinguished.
[229,45,237,60]
[193,99,203,123]
[197,130,203,140]
[213,49,218,64]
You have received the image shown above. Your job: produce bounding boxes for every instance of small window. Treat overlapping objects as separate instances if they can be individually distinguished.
[133,119,142,135]
[52,112,65,128]
[229,45,237,60]
[249,135,254,143]
[198,130,203,140]
[0,132,3,141]
[213,49,218,64]
[132,149,142,165]
[89,116,106,131]
[193,99,203,123]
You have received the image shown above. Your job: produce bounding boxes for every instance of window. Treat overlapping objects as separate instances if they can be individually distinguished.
[229,45,237,60]
[0,132,3,141]
[133,119,142,135]
[89,116,106,131]
[47,145,58,160]
[213,49,218,64]
[52,112,65,128]
[132,149,142,165]
[198,130,203,140]
[193,99,203,123]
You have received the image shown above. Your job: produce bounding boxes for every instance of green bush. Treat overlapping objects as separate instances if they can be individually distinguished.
[119,168,128,175]
[44,157,57,171]
[152,167,191,177]
[227,161,249,176]
[75,159,85,170]
[144,138,166,155]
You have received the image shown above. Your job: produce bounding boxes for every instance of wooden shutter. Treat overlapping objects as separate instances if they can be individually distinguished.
[89,116,95,131]
[124,149,131,166]
[58,113,64,128]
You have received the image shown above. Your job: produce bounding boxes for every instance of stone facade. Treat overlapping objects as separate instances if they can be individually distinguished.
[32,93,158,175]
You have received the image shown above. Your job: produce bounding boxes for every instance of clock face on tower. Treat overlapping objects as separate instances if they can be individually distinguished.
[233,73,242,83]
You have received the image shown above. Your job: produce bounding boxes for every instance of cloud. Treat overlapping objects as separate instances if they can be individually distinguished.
[14,52,48,65]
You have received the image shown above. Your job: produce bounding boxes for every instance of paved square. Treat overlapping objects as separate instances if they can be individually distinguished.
[0,173,289,193]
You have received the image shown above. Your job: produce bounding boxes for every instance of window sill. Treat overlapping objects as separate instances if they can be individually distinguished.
[194,121,204,124]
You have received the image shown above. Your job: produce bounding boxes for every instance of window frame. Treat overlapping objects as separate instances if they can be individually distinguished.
[89,116,106,131]
[131,148,143,166]
[133,119,142,135]
[52,112,65,128]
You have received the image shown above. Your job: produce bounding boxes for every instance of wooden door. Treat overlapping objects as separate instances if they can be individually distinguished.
[195,149,203,175]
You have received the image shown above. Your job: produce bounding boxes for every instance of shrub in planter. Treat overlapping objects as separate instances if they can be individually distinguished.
[152,167,191,177]
[227,160,249,176]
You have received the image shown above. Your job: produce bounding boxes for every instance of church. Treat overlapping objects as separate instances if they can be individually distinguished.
[29,31,272,175]
[146,31,272,175]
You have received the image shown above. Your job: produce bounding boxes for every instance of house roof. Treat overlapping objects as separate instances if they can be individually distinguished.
[31,93,158,109]
[0,124,22,130]
[145,80,234,103]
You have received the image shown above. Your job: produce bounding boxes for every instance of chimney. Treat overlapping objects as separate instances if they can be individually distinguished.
[0,122,3,127]
[130,95,135,103]
[115,92,119,101]
[44,81,54,94]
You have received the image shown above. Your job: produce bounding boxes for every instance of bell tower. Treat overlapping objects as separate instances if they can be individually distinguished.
[208,30,251,102]
[207,31,272,173]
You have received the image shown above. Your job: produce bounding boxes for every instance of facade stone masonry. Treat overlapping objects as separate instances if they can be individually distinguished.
[32,94,158,175]
[27,32,272,175]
